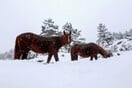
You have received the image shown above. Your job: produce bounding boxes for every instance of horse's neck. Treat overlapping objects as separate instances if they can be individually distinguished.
[51,36,63,48]
[98,46,106,56]
[60,36,66,46]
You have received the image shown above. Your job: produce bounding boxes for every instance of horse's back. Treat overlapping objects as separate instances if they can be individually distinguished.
[16,32,41,40]
[72,43,98,51]
[71,43,99,56]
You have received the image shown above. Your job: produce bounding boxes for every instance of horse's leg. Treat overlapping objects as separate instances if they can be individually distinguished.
[14,51,22,60]
[95,55,98,60]
[21,52,28,60]
[47,53,53,63]
[14,39,21,59]
[53,52,59,62]
[71,54,78,61]
[90,56,93,61]
[21,49,30,60]
[71,50,78,61]
[75,55,78,60]
[14,49,24,60]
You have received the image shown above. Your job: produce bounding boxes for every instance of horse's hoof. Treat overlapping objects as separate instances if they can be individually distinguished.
[37,60,44,62]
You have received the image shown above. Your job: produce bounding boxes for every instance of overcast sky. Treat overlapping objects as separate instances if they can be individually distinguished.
[0,0,132,53]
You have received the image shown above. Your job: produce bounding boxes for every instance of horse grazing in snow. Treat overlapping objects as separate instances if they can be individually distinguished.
[14,31,71,63]
[70,43,110,61]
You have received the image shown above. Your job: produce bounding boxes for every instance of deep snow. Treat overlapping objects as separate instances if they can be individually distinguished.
[0,51,132,88]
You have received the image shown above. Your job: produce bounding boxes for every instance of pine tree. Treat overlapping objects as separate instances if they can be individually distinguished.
[96,24,114,47]
[113,32,123,40]
[129,29,132,35]
[123,30,132,40]
[40,18,61,36]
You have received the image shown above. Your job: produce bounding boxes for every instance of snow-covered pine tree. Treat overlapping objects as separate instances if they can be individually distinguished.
[129,29,132,40]
[113,30,132,40]
[129,29,132,35]
[96,23,114,47]
[40,18,61,36]
[123,30,132,40]
[113,32,123,40]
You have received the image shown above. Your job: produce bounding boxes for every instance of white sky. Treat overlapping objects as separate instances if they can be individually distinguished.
[0,0,132,53]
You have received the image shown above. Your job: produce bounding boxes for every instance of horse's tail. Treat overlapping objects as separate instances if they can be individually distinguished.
[98,45,110,58]
[14,36,21,59]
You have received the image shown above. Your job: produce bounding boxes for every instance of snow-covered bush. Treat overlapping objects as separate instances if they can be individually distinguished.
[110,39,132,52]
[0,49,14,60]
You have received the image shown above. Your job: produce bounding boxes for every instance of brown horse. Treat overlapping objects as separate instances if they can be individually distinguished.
[71,43,110,61]
[14,31,71,63]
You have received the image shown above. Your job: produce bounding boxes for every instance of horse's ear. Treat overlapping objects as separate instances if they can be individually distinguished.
[69,31,71,35]
[63,31,66,35]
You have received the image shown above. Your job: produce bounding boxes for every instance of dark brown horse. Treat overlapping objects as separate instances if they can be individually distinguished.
[14,31,71,63]
[71,43,110,61]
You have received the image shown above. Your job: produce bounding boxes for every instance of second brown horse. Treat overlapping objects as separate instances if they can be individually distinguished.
[71,43,110,61]
[14,31,71,63]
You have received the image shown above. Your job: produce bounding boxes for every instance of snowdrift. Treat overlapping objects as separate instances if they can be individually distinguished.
[0,51,132,88]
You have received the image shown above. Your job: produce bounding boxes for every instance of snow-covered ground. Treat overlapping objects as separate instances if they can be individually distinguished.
[0,51,132,88]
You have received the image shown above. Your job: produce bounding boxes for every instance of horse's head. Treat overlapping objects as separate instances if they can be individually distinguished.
[101,50,111,58]
[61,31,71,45]
[98,46,111,58]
